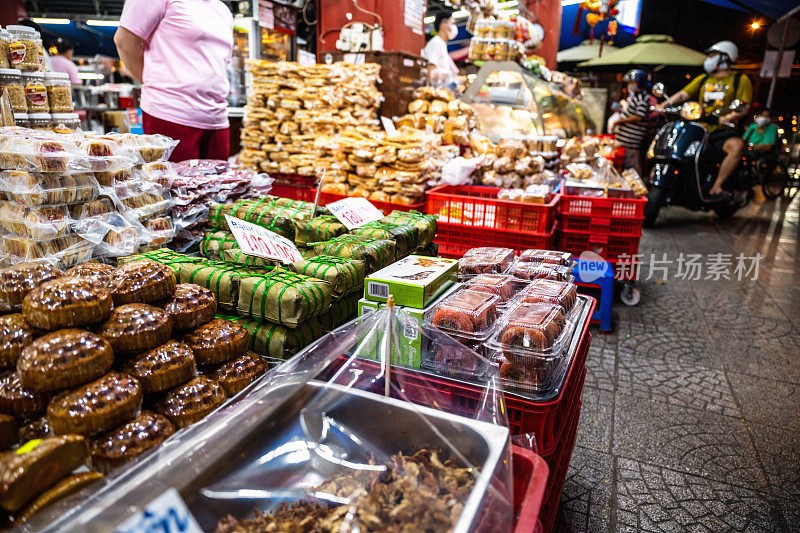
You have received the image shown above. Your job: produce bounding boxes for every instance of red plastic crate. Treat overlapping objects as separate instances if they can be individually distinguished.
[557,231,641,262]
[426,184,559,234]
[270,172,317,187]
[558,213,644,237]
[513,447,549,533]
[270,182,317,202]
[559,193,647,219]
[435,221,557,259]
[319,192,425,216]
[539,399,582,533]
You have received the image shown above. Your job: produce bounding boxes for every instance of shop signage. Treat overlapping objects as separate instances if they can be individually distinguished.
[327,197,385,230]
[226,215,303,263]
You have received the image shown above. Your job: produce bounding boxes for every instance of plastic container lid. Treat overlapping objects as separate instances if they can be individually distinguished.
[51,112,76,120]
[518,279,578,314]
[488,301,571,358]
[464,274,523,306]
[13,112,28,120]
[508,260,573,282]
[518,249,573,267]
[0,68,22,76]
[6,25,37,34]
[23,71,45,79]
[428,288,500,340]
[28,113,51,120]
[458,247,515,278]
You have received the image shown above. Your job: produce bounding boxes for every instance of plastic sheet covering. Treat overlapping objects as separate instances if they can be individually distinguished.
[25,305,513,533]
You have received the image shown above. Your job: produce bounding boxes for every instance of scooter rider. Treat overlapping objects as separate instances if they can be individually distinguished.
[660,41,752,198]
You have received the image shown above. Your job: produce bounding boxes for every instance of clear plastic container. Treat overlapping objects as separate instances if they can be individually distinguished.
[459,247,515,278]
[518,249,574,267]
[1,234,92,268]
[428,288,500,340]
[51,112,80,133]
[45,72,73,112]
[464,273,524,307]
[0,30,9,69]
[488,301,571,359]
[493,349,570,396]
[28,112,51,130]
[518,279,578,314]
[508,260,573,282]
[0,68,26,112]
[0,170,99,206]
[6,26,40,72]
[12,112,28,128]
[22,71,48,113]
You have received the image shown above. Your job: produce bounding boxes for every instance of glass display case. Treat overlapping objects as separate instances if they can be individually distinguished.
[462,61,591,140]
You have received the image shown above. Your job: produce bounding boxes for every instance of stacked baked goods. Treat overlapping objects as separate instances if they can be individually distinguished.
[0,259,270,521]
[469,135,559,191]
[394,87,478,145]
[0,127,178,267]
[239,61,383,176]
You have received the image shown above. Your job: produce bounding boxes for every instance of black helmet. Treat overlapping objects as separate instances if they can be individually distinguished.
[623,69,651,90]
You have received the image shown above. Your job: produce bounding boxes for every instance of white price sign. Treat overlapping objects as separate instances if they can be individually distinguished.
[114,488,203,533]
[225,215,303,264]
[327,197,385,230]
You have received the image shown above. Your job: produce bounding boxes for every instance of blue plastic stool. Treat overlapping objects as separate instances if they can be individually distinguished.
[572,259,614,333]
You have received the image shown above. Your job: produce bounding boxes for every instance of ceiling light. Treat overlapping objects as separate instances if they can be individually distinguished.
[452,9,470,19]
[32,18,71,25]
[86,20,119,27]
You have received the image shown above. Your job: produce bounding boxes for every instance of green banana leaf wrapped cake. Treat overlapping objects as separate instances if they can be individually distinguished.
[200,230,240,261]
[208,197,317,240]
[312,235,395,273]
[221,315,323,359]
[288,256,365,298]
[238,271,332,327]
[118,249,207,281]
[179,262,275,313]
[293,216,347,247]
[221,249,279,268]
[350,221,416,259]
[381,210,437,249]
[319,291,361,332]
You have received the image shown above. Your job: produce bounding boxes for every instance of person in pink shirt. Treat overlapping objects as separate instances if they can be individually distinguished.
[114,0,233,161]
[50,39,81,85]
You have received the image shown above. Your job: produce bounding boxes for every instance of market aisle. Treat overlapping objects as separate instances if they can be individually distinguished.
[555,194,800,532]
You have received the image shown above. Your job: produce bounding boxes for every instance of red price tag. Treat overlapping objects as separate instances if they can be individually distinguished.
[225,215,303,264]
[328,197,384,230]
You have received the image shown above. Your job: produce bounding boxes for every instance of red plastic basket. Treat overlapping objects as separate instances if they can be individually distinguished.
[319,192,425,216]
[513,446,550,533]
[538,399,582,533]
[558,214,644,237]
[270,172,317,188]
[426,185,559,234]
[435,221,557,259]
[559,193,647,219]
[270,182,317,202]
[557,231,641,262]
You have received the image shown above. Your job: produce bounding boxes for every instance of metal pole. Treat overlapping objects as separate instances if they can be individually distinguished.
[766,20,789,109]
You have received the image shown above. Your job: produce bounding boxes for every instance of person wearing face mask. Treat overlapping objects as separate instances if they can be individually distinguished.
[661,41,752,197]
[614,69,653,177]
[744,109,779,154]
[423,13,459,91]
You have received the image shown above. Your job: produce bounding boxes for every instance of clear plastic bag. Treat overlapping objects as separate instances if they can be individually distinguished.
[0,127,89,173]
[518,249,573,267]
[0,201,70,239]
[508,260,573,282]
[0,171,99,206]
[72,211,145,258]
[1,234,92,268]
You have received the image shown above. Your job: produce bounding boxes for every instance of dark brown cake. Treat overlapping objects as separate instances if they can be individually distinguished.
[0,314,40,369]
[210,352,268,397]
[159,283,216,330]
[90,411,175,473]
[17,329,114,393]
[13,471,103,525]
[98,304,172,356]
[0,263,62,313]
[18,416,51,443]
[0,372,47,417]
[182,319,247,365]
[120,341,196,394]
[47,372,143,436]
[22,277,112,331]
[0,415,17,450]
[110,260,176,305]
[64,263,116,287]
[153,376,226,428]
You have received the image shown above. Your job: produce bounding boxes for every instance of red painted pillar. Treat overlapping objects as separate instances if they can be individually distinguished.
[527,0,561,69]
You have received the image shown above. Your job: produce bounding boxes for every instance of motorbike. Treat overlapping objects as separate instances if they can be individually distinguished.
[643,98,753,227]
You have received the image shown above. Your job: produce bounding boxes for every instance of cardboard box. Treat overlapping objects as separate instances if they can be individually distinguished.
[364,255,457,308]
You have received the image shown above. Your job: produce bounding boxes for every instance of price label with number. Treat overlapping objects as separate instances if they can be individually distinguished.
[327,197,385,230]
[225,215,303,264]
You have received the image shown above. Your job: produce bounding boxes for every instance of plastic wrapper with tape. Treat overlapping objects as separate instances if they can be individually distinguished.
[21,304,514,533]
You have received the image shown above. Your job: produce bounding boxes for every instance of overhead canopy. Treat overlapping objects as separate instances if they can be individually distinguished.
[578,34,707,68]
[557,40,621,64]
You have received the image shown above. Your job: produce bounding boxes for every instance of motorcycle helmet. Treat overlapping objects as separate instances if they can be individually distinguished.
[704,41,738,63]
[623,69,651,90]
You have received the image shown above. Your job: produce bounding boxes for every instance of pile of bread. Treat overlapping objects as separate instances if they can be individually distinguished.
[471,137,558,190]
[239,61,383,176]
[394,87,478,145]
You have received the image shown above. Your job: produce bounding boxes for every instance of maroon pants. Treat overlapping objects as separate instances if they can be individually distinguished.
[142,111,229,162]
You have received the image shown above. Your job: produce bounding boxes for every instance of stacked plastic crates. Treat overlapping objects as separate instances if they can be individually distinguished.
[426,185,560,258]
[269,173,318,202]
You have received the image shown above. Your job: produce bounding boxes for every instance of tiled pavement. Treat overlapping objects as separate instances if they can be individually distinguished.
[555,194,800,532]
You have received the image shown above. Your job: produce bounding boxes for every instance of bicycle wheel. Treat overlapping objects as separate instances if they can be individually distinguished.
[762,162,788,199]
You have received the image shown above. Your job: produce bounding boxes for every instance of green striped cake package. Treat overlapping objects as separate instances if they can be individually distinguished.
[380,210,438,249]
[220,248,279,268]
[311,235,396,274]
[319,290,361,332]
[178,262,275,313]
[207,197,318,239]
[237,271,332,327]
[200,230,240,260]
[288,255,366,298]
[292,215,347,247]
[349,221,417,259]
[224,315,323,360]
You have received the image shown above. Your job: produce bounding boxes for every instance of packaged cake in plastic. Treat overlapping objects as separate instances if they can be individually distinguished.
[509,260,573,282]
[73,211,145,258]
[518,249,573,267]
[464,273,524,306]
[80,138,143,172]
[428,288,500,340]
[100,133,178,163]
[0,171,99,206]
[459,247,515,278]
[0,127,88,173]
[0,201,70,240]
[518,279,578,314]
[488,301,573,359]
[1,234,92,268]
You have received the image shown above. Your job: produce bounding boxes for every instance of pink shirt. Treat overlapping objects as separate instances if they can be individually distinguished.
[120,0,233,130]
[51,55,81,85]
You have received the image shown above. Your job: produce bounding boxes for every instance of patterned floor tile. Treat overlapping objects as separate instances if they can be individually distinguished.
[584,333,616,393]
[554,446,613,533]
[727,373,800,430]
[749,424,800,501]
[616,321,721,371]
[575,387,614,453]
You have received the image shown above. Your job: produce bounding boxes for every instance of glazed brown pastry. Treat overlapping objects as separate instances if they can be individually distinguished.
[17,330,114,393]
[90,411,175,473]
[182,319,247,365]
[110,260,176,305]
[0,314,40,369]
[120,341,196,394]
[0,435,88,512]
[22,277,113,331]
[98,304,172,356]
[0,415,17,450]
[47,372,143,436]
[153,376,226,428]
[210,352,268,397]
[64,263,116,287]
[0,373,47,417]
[0,262,62,312]
[18,417,52,443]
[13,472,103,525]
[159,283,216,330]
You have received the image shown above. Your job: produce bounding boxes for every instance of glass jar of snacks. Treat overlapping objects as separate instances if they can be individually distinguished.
[474,19,494,39]
[0,68,27,113]
[13,112,29,128]
[51,112,80,133]
[28,112,52,130]
[45,72,73,112]
[0,30,9,69]
[497,20,516,39]
[22,71,48,113]
[6,26,41,72]
[468,38,488,61]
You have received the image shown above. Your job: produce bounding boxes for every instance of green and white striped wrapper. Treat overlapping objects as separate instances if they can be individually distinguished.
[237,271,332,327]
[381,210,437,249]
[221,249,278,268]
[178,262,275,313]
[200,230,240,260]
[223,315,323,359]
[293,215,347,247]
[350,221,416,259]
[312,235,395,274]
[288,255,365,298]
[319,290,361,332]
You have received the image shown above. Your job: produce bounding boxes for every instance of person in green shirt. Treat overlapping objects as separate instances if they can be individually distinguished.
[744,109,779,153]
[661,41,752,198]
